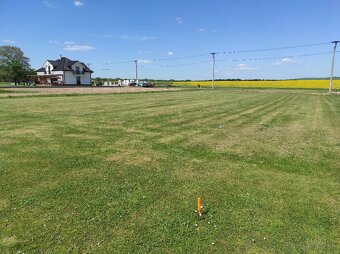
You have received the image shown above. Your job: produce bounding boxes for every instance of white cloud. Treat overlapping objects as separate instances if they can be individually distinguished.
[43,1,56,9]
[64,41,76,44]
[63,44,95,51]
[74,0,84,7]
[273,57,298,65]
[49,40,59,44]
[198,28,205,32]
[1,39,15,44]
[176,17,183,24]
[138,59,152,64]
[168,51,174,56]
[281,57,297,63]
[235,63,256,71]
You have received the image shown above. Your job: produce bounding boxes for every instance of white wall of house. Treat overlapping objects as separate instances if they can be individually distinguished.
[52,71,64,75]
[64,71,76,84]
[64,71,91,85]
[43,61,54,73]
[71,62,84,72]
[80,73,91,85]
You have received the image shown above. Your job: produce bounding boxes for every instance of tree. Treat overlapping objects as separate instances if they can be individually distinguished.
[0,46,31,85]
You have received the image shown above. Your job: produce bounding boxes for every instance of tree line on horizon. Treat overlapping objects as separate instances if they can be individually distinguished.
[0,46,35,85]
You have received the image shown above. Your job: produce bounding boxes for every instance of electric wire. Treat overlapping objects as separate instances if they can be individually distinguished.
[221,42,330,54]
[103,41,332,66]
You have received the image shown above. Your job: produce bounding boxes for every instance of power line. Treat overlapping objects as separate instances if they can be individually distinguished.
[108,53,210,65]
[158,60,211,68]
[138,60,211,68]
[221,42,331,54]
[216,51,335,62]
[103,41,332,66]
[99,51,340,71]
[97,51,339,71]
[96,42,339,83]
[152,53,210,62]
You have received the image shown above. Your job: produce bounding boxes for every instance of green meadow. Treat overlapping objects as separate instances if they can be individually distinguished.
[0,89,339,253]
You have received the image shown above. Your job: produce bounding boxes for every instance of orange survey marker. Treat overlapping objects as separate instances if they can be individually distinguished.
[197,197,203,217]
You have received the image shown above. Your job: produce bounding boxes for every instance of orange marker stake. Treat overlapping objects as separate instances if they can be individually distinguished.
[197,197,202,217]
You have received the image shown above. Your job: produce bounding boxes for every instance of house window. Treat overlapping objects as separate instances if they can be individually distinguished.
[76,66,80,74]
[48,66,51,74]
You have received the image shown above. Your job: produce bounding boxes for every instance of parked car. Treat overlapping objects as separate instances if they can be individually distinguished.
[141,82,154,87]
[137,82,154,87]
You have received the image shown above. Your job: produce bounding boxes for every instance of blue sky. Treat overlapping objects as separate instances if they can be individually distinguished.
[0,0,339,80]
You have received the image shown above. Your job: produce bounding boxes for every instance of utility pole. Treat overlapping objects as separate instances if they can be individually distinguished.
[329,41,339,94]
[211,53,216,90]
[134,60,138,82]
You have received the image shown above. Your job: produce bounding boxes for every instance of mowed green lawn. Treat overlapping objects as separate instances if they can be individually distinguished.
[0,89,339,253]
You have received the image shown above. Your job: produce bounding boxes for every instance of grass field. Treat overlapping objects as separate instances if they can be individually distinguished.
[0,82,14,86]
[0,89,339,253]
[0,87,178,97]
[174,80,340,90]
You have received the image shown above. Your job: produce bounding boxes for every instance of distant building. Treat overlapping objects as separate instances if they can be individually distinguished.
[35,57,93,85]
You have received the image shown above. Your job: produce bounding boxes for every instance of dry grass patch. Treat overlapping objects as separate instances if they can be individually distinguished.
[63,168,101,179]
[0,198,10,211]
[107,148,163,166]
[0,236,19,247]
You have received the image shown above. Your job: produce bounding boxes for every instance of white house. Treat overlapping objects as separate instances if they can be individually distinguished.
[35,57,93,85]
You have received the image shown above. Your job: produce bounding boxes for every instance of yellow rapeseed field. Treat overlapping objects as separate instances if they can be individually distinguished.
[174,80,340,89]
